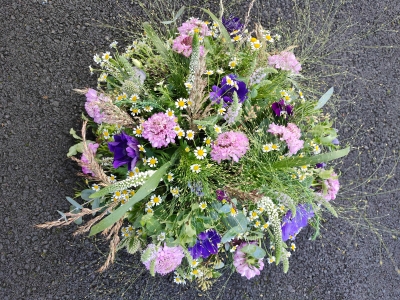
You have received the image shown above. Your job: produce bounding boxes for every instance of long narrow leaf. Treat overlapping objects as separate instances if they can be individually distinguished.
[314,87,334,110]
[66,196,83,210]
[89,161,172,236]
[143,22,171,63]
[272,147,350,169]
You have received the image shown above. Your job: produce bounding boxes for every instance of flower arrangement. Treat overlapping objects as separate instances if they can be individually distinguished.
[38,7,350,290]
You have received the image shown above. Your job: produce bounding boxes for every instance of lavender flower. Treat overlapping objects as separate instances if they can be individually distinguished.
[188,229,221,259]
[209,74,248,106]
[315,162,327,169]
[84,88,111,123]
[81,142,99,175]
[281,204,314,241]
[233,242,265,279]
[222,16,244,34]
[271,99,293,117]
[188,181,204,197]
[216,190,229,202]
[108,131,140,170]
[332,138,340,145]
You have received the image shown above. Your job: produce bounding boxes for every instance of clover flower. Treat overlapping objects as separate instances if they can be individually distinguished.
[177,18,211,37]
[281,204,315,241]
[108,131,140,171]
[268,51,302,74]
[233,242,265,279]
[318,172,340,201]
[210,131,249,163]
[172,35,205,58]
[142,112,178,148]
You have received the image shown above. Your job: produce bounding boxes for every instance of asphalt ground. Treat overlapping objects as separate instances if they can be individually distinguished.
[0,0,399,299]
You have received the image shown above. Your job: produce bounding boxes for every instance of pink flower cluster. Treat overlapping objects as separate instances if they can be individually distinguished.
[268,123,304,155]
[84,88,111,124]
[319,172,340,201]
[81,142,99,175]
[268,51,302,74]
[142,112,178,148]
[142,244,185,275]
[211,131,249,163]
[233,242,264,279]
[172,18,210,57]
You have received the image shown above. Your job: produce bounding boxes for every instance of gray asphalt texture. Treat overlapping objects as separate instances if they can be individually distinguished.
[1,0,399,299]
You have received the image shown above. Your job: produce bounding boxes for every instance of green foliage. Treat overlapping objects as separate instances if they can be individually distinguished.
[314,87,334,110]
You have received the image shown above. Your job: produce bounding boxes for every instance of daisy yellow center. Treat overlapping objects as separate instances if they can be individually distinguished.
[150,158,157,165]
[193,165,200,171]
[229,61,236,68]
[197,149,204,156]
[178,100,185,107]
[265,35,272,41]
[136,128,142,134]
[250,37,257,42]
[272,144,278,150]
[153,197,160,204]
[233,35,240,41]
[254,43,261,49]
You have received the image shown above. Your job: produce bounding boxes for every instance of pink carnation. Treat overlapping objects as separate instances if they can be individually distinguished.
[319,172,340,201]
[172,34,205,58]
[142,244,185,276]
[142,112,177,148]
[211,131,249,163]
[268,123,304,155]
[233,242,264,279]
[81,142,99,175]
[84,88,111,124]
[268,51,302,74]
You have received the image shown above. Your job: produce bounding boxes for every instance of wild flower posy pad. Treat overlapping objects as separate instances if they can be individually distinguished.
[40,10,349,288]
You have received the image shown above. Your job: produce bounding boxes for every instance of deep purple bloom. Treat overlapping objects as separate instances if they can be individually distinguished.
[281,204,314,241]
[315,162,327,169]
[209,74,248,106]
[108,131,140,170]
[216,190,229,201]
[188,229,221,259]
[271,99,293,117]
[222,16,244,33]
[188,181,204,197]
[332,138,340,145]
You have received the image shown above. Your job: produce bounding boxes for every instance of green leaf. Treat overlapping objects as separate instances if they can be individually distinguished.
[241,244,266,259]
[145,217,162,235]
[150,259,156,276]
[314,87,334,110]
[201,9,234,52]
[221,226,241,243]
[66,197,82,210]
[226,212,248,232]
[126,237,141,255]
[89,160,172,236]
[272,147,350,169]
[81,189,95,201]
[91,198,100,216]
[74,216,83,225]
[217,204,232,214]
[67,140,94,157]
[143,22,171,63]
[214,261,225,269]
[69,128,82,140]
[57,210,67,221]
[185,223,197,237]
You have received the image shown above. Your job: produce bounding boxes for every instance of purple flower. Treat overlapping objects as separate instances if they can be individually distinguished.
[268,51,302,74]
[222,16,244,34]
[209,74,248,106]
[142,244,185,276]
[315,162,327,169]
[233,242,264,279]
[142,112,178,148]
[108,131,140,170]
[84,88,111,124]
[268,123,304,155]
[271,99,293,117]
[281,204,314,241]
[188,229,221,259]
[332,138,340,145]
[211,131,249,163]
[216,190,229,202]
[188,181,204,197]
[81,142,99,175]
